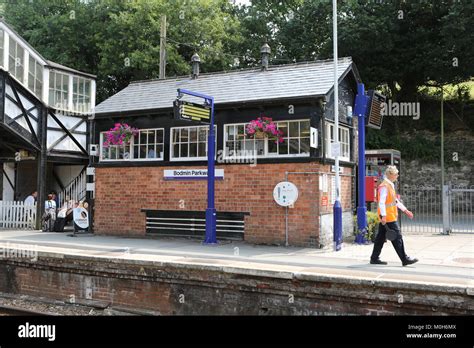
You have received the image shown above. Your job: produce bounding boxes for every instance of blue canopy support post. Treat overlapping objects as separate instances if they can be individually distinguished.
[354,83,369,244]
[204,96,217,244]
[175,88,217,245]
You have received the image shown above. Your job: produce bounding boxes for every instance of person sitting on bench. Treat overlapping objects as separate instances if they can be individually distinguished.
[53,200,74,232]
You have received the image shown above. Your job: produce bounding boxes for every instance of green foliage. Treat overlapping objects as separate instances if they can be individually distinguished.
[3,0,473,111]
[238,0,474,100]
[3,0,244,102]
[353,211,379,242]
[366,129,440,162]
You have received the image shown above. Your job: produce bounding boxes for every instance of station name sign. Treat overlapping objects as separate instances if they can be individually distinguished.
[173,99,211,124]
[164,169,224,180]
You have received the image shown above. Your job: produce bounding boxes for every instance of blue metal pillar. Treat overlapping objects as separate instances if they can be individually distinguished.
[333,200,342,251]
[176,89,217,244]
[204,97,217,244]
[354,83,369,244]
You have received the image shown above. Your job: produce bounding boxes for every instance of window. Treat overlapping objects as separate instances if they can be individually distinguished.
[48,71,69,110]
[8,38,24,82]
[326,123,350,161]
[0,30,4,68]
[73,76,91,112]
[28,56,43,99]
[170,125,216,161]
[224,119,310,158]
[100,128,164,161]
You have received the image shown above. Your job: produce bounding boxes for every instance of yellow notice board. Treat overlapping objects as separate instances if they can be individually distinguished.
[174,100,211,124]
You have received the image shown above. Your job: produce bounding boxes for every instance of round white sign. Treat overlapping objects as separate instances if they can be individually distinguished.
[73,207,89,229]
[273,181,299,207]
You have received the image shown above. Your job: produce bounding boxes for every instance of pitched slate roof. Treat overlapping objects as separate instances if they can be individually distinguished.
[94,57,358,115]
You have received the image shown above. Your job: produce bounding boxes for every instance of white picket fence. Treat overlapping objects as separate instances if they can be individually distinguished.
[0,201,37,229]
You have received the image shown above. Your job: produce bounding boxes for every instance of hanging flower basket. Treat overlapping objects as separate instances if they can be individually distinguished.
[254,131,266,139]
[103,123,139,148]
[245,117,284,144]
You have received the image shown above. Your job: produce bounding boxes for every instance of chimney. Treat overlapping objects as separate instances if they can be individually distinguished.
[191,53,201,79]
[260,43,271,71]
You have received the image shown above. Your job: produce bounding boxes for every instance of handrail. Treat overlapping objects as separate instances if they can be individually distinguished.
[57,169,87,207]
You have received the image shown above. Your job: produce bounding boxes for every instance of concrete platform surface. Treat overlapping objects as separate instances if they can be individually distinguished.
[0,230,472,289]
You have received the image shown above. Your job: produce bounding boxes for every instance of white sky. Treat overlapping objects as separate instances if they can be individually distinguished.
[233,0,251,5]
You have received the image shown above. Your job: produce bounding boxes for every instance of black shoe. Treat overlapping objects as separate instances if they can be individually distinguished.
[402,257,419,266]
[370,259,388,265]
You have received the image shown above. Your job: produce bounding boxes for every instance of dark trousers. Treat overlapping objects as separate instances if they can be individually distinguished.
[370,221,408,262]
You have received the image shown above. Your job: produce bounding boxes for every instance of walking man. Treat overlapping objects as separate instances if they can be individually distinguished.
[370,165,419,266]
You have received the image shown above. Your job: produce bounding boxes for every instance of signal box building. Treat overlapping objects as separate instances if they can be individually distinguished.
[92,56,361,248]
[0,19,95,224]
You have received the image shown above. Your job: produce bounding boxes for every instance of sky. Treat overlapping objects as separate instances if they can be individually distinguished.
[233,0,251,6]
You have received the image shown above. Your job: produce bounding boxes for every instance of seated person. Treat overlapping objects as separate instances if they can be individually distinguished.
[53,201,74,232]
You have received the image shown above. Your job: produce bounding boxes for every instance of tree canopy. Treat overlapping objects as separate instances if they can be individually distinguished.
[2,0,472,103]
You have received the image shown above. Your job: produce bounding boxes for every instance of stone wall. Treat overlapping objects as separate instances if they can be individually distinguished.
[319,211,354,248]
[400,130,474,187]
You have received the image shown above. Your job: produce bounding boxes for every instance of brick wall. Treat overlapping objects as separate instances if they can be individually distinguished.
[94,162,353,247]
[1,256,470,315]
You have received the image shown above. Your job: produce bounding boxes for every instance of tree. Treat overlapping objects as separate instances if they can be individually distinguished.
[238,0,474,100]
[3,0,244,102]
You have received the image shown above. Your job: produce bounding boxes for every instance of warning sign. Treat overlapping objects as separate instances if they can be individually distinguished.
[321,195,328,206]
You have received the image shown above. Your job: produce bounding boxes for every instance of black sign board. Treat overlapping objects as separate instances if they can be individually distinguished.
[365,90,386,129]
[174,99,211,124]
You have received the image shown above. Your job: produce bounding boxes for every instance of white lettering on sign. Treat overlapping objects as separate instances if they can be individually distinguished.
[18,322,56,341]
[164,169,224,180]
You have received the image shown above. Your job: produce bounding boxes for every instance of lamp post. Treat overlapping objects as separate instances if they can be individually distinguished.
[332,0,342,251]
[440,85,445,192]
[440,85,450,235]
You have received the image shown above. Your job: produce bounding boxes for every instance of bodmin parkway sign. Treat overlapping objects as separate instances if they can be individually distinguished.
[164,169,224,180]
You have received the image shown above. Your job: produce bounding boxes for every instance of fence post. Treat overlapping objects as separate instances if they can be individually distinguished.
[442,184,451,235]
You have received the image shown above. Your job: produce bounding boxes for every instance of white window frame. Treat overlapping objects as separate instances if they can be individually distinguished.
[28,55,43,99]
[0,29,4,69]
[223,119,311,159]
[8,37,24,83]
[72,76,91,113]
[325,122,350,162]
[170,125,216,161]
[49,70,69,110]
[99,127,165,162]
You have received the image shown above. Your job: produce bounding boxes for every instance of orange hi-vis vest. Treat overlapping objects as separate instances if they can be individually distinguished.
[377,180,398,222]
